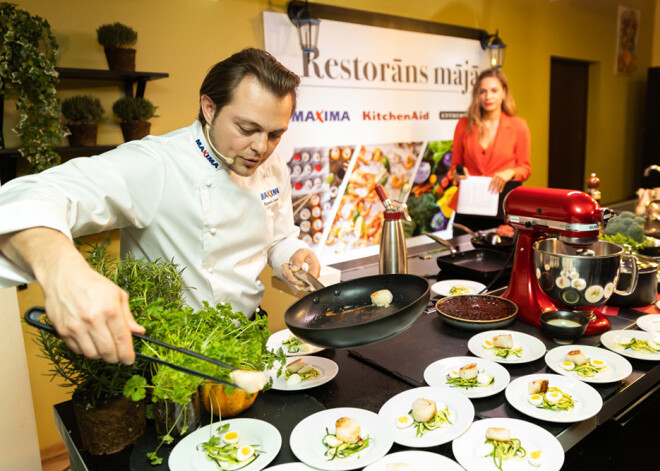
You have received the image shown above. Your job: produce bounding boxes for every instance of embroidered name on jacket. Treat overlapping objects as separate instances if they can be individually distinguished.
[195,139,219,169]
[261,187,280,207]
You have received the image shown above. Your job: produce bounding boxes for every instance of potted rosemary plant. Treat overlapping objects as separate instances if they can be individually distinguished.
[61,95,104,146]
[34,241,185,455]
[112,96,157,141]
[0,3,68,172]
[96,22,138,71]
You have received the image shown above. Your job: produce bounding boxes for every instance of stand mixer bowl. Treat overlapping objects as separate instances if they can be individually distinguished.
[533,238,637,309]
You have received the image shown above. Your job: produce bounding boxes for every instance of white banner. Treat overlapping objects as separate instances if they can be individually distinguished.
[264,11,488,263]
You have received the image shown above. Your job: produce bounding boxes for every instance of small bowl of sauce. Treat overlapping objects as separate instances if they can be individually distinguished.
[540,310,590,344]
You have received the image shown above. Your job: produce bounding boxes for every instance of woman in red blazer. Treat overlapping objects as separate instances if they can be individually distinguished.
[450,68,531,230]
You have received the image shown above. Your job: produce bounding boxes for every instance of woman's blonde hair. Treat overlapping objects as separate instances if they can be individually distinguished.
[465,68,517,135]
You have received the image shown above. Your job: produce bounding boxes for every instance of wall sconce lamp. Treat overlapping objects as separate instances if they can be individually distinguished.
[480,30,507,68]
[287,0,320,56]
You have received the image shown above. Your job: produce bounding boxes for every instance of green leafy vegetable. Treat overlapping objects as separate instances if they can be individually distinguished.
[406,192,440,235]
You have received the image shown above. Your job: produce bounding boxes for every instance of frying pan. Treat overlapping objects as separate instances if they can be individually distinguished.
[453,223,515,252]
[284,273,430,349]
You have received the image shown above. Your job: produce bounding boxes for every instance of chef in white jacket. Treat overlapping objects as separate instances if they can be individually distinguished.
[0,48,320,365]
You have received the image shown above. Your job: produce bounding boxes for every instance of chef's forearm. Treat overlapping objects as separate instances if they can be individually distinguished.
[0,227,82,285]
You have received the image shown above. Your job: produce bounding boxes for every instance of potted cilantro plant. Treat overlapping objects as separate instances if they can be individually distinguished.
[61,95,104,146]
[112,96,157,142]
[96,22,138,71]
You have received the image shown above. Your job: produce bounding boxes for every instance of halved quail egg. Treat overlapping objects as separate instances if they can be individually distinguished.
[559,361,575,371]
[222,431,240,444]
[545,391,563,404]
[395,414,414,429]
[528,394,543,406]
[236,445,255,461]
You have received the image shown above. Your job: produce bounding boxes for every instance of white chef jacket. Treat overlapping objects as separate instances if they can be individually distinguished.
[0,121,307,316]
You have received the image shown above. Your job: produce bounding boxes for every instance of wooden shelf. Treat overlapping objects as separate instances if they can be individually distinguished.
[55,67,168,98]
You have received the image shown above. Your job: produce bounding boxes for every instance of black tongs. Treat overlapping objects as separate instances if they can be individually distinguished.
[24,307,239,389]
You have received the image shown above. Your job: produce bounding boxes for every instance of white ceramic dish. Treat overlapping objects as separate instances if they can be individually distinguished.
[268,356,339,391]
[289,407,393,470]
[601,329,660,360]
[169,418,281,471]
[544,345,632,383]
[636,314,660,333]
[468,330,547,364]
[423,356,510,398]
[431,279,486,297]
[362,450,464,470]
[505,373,602,423]
[377,386,474,448]
[267,328,325,356]
[452,417,565,471]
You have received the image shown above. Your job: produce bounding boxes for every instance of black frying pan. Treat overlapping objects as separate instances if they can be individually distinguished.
[453,222,514,252]
[284,273,430,349]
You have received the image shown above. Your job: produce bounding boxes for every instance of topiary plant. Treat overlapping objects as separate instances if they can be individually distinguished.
[112,96,157,122]
[61,95,104,124]
[96,22,138,48]
[0,3,68,172]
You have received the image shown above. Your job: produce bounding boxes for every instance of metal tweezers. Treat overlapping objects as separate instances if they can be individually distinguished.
[24,306,239,388]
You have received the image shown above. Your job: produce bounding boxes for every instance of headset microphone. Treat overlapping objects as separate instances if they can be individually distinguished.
[204,123,235,165]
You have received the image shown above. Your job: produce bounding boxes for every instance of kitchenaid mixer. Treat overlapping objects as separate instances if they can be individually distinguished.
[502,187,637,335]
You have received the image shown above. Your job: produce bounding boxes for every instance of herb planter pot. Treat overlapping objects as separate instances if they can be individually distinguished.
[154,393,201,442]
[67,123,98,146]
[200,382,259,418]
[104,46,136,72]
[72,394,146,455]
[120,120,150,142]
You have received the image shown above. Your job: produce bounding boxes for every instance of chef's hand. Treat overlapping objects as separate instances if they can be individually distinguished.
[0,227,144,365]
[489,169,516,193]
[281,248,321,291]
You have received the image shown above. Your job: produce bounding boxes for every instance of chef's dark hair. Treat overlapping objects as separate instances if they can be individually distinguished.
[198,48,300,125]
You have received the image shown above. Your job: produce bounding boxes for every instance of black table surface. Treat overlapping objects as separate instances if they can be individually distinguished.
[54,303,660,470]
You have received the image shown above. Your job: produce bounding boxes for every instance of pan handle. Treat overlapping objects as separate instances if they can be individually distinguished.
[422,231,457,256]
[452,223,475,236]
[24,307,56,334]
[291,267,326,291]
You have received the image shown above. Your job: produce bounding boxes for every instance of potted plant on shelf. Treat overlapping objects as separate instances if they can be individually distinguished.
[96,22,138,72]
[61,95,104,146]
[0,3,68,172]
[112,96,157,142]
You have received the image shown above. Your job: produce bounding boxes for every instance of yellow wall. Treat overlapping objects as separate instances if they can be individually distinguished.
[6,0,659,450]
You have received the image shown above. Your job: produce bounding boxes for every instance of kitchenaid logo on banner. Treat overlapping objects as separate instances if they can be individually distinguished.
[291,110,351,123]
[301,54,480,94]
[363,110,429,121]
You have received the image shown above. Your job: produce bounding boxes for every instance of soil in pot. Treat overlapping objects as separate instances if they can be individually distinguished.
[67,123,98,146]
[153,393,201,442]
[120,120,151,142]
[72,393,146,455]
[104,47,136,71]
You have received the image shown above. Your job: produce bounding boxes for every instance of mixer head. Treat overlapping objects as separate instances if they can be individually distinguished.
[503,187,613,245]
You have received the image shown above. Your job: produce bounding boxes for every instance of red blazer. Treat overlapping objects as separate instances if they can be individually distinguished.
[451,113,531,182]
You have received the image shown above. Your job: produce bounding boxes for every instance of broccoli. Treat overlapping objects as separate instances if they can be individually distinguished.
[407,192,440,235]
[601,211,648,252]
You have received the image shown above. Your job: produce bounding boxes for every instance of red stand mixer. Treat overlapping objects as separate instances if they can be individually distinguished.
[502,187,624,336]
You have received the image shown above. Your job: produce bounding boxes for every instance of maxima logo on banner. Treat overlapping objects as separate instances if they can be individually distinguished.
[291,110,351,123]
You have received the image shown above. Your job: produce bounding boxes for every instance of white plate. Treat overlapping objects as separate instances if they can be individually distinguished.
[268,356,339,391]
[423,356,510,398]
[362,450,464,471]
[431,279,486,297]
[468,330,547,364]
[377,386,474,448]
[267,328,325,356]
[452,417,565,471]
[636,314,660,333]
[544,345,632,383]
[601,329,660,360]
[505,374,602,423]
[289,407,393,470]
[169,418,281,471]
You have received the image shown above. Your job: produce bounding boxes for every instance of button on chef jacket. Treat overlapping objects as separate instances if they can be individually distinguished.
[0,121,308,316]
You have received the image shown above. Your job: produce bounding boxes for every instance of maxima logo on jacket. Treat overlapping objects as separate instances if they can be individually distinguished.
[261,188,280,207]
[196,139,219,169]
